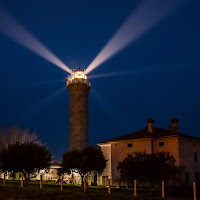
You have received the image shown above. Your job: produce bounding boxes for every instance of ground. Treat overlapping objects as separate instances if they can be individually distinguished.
[0,180,197,200]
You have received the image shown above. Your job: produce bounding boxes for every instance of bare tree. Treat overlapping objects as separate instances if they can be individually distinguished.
[0,127,40,150]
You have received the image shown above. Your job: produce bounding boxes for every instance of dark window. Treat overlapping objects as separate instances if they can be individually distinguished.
[94,173,97,184]
[159,142,164,146]
[127,154,132,158]
[195,172,199,183]
[159,153,165,160]
[194,153,198,162]
[128,143,132,148]
[185,173,189,185]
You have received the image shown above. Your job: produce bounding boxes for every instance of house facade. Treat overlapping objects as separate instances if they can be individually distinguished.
[98,119,200,186]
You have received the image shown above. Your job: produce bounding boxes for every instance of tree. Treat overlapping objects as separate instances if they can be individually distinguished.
[0,142,52,185]
[117,152,184,190]
[117,152,145,184]
[0,127,39,150]
[61,146,107,188]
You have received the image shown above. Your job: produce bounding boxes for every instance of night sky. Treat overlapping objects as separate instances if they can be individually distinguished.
[0,0,200,160]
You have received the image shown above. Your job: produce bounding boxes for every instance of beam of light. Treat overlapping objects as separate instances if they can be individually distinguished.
[17,79,65,88]
[88,72,122,79]
[90,88,121,131]
[88,60,197,80]
[16,86,66,122]
[27,79,65,87]
[88,68,152,79]
[0,7,72,74]
[1,79,65,89]
[85,0,181,74]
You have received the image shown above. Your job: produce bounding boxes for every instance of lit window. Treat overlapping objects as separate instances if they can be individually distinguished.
[194,153,198,162]
[128,143,132,148]
[159,142,164,147]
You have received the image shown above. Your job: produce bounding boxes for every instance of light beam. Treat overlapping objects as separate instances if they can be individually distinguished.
[88,72,122,79]
[88,68,149,79]
[85,0,181,74]
[1,79,65,89]
[20,79,65,88]
[90,88,121,131]
[0,8,72,74]
[88,60,197,80]
[17,86,66,121]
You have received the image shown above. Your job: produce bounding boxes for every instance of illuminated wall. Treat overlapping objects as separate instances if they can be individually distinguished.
[99,134,200,186]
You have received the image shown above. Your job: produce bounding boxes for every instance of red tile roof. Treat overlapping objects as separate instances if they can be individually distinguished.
[98,128,200,144]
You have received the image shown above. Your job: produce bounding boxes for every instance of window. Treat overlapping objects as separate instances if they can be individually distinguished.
[127,154,132,158]
[128,143,132,148]
[102,176,108,186]
[194,153,198,162]
[195,172,199,183]
[185,173,189,185]
[159,142,164,146]
[159,153,165,160]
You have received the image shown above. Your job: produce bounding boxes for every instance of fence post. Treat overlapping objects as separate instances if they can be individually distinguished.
[108,179,111,194]
[84,176,86,192]
[3,173,5,185]
[162,181,164,197]
[40,175,42,189]
[21,173,23,188]
[61,175,63,191]
[193,182,196,200]
[133,180,137,196]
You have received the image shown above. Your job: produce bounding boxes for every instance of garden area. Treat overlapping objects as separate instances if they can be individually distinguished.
[0,180,198,200]
[0,128,198,200]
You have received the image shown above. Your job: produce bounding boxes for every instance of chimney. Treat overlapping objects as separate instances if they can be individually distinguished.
[170,119,179,133]
[148,119,154,133]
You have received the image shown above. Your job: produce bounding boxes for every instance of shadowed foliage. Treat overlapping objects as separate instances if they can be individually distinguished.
[117,151,184,189]
[0,142,52,185]
[61,146,107,188]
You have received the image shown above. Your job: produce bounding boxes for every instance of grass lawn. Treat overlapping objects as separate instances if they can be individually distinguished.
[0,180,196,200]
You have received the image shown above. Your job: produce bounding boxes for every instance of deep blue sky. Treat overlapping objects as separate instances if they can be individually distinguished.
[0,0,200,160]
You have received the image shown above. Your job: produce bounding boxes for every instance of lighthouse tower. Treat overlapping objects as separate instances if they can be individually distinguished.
[66,68,91,151]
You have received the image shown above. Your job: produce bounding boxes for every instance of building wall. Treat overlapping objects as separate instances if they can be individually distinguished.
[153,136,180,165]
[110,138,152,186]
[100,136,200,186]
[97,144,111,186]
[42,168,59,181]
[179,138,200,185]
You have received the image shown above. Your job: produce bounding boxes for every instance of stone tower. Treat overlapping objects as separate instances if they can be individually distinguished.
[66,68,91,151]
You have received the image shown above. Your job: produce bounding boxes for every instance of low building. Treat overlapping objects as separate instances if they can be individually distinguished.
[1,160,62,181]
[30,160,61,181]
[98,119,200,186]
[29,160,82,184]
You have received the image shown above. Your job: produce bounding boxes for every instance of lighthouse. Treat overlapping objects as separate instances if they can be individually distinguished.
[66,68,91,151]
